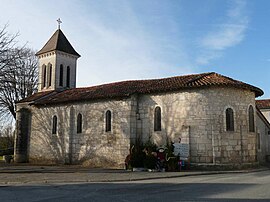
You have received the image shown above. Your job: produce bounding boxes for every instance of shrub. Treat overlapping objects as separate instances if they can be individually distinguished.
[165,141,178,171]
[144,139,157,154]
[130,147,145,168]
[144,154,156,169]
[0,137,14,150]
[129,138,158,169]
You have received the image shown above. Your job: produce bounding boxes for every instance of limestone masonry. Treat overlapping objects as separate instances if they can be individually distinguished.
[14,28,270,168]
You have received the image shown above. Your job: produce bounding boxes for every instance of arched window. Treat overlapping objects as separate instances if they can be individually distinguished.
[48,64,52,87]
[226,108,234,131]
[105,110,111,132]
[52,115,57,134]
[59,64,63,86]
[154,106,161,131]
[42,65,47,88]
[249,105,255,132]
[77,113,82,133]
[66,66,70,88]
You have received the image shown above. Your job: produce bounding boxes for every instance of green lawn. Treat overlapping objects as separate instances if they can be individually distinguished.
[0,156,3,161]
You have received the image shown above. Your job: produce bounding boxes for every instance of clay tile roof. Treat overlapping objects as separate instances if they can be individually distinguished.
[16,90,57,104]
[18,72,263,105]
[36,29,80,57]
[256,99,270,109]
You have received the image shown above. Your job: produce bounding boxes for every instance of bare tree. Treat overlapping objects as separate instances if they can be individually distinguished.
[0,25,38,122]
[0,24,20,72]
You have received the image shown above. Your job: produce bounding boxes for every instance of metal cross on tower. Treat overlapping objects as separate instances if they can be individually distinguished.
[57,18,62,29]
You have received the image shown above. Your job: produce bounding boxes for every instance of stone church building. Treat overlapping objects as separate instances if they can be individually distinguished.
[14,28,270,168]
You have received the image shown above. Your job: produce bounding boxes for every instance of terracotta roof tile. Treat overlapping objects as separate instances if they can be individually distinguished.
[36,29,80,57]
[18,72,263,105]
[256,99,270,109]
[17,91,54,103]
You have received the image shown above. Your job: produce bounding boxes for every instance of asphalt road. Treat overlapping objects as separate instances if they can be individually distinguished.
[1,170,270,202]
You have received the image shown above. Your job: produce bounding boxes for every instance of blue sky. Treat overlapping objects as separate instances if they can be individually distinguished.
[1,0,270,98]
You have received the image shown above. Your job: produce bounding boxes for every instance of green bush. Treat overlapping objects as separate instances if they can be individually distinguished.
[144,154,157,169]
[0,137,14,150]
[129,139,158,169]
[130,148,145,168]
[165,141,179,171]
[144,139,157,153]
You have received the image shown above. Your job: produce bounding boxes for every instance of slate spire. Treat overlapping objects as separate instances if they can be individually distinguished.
[36,29,80,57]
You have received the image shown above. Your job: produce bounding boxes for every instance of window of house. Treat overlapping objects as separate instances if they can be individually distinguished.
[249,105,255,132]
[105,110,111,132]
[43,65,47,88]
[77,113,82,133]
[52,115,57,134]
[59,64,63,86]
[48,64,52,87]
[66,66,70,88]
[154,106,161,131]
[226,108,234,131]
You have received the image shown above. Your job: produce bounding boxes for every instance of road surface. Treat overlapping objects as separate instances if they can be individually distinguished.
[1,170,270,201]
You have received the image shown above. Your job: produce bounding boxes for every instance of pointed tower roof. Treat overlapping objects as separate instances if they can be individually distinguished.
[36,29,80,57]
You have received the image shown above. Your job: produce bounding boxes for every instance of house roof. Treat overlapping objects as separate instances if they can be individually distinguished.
[18,72,264,106]
[36,29,80,57]
[256,99,270,109]
[256,106,270,128]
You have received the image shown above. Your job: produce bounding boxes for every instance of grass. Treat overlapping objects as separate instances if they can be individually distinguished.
[0,156,3,161]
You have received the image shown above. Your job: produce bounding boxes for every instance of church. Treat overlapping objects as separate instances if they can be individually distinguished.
[14,28,270,168]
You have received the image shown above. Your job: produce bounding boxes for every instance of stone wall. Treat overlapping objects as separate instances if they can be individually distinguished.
[137,86,257,165]
[18,85,264,168]
[26,98,131,168]
[256,111,270,163]
[37,51,78,92]
[14,107,32,163]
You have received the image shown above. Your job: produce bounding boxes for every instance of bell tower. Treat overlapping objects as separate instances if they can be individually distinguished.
[36,20,80,92]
